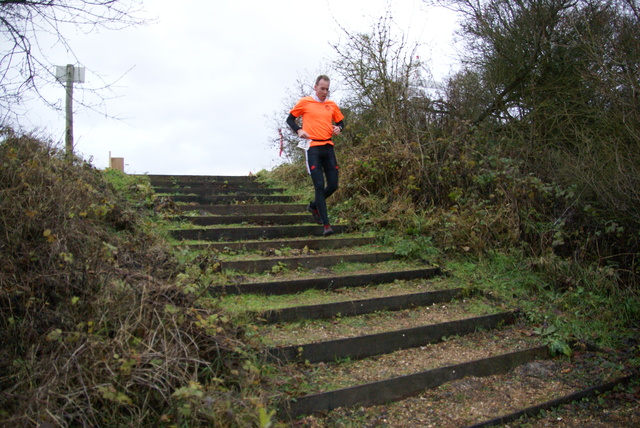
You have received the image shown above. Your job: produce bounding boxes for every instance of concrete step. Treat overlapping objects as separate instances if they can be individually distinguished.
[221,251,398,274]
[253,288,463,323]
[174,213,311,226]
[210,267,442,295]
[171,224,348,241]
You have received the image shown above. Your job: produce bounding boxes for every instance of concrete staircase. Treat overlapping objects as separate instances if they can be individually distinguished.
[151,174,635,427]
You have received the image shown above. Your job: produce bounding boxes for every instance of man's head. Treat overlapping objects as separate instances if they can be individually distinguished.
[314,75,330,102]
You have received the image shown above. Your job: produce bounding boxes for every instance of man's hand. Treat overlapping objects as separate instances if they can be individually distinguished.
[332,125,342,136]
[297,129,310,139]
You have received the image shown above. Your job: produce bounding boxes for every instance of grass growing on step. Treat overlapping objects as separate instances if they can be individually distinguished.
[202,258,438,286]
[329,258,433,275]
[213,244,394,262]
[254,167,314,201]
[165,231,379,252]
[214,277,460,315]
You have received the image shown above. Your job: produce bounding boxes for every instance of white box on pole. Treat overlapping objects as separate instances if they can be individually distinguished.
[55,65,85,83]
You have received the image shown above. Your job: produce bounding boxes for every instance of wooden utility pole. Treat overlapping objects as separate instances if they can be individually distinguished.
[55,64,85,157]
[65,64,74,156]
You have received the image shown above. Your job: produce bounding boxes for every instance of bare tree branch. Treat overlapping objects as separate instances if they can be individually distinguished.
[0,0,148,127]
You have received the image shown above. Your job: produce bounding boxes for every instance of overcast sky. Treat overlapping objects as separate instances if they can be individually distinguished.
[27,0,459,175]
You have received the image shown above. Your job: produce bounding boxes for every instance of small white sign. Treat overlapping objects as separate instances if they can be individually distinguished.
[55,65,85,83]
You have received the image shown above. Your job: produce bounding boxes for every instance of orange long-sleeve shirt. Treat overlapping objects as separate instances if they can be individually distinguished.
[289,96,345,147]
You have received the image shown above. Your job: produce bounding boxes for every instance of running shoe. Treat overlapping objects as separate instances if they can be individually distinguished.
[307,203,322,224]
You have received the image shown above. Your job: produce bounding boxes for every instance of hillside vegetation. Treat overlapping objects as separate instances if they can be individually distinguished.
[0,132,270,426]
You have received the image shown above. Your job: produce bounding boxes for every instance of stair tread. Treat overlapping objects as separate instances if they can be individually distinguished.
[221,250,396,263]
[220,277,455,314]
[178,204,307,215]
[184,236,376,252]
[210,267,442,295]
[170,224,349,241]
[262,299,502,347]
[252,288,464,323]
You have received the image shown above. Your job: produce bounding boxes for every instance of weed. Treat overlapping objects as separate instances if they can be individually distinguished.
[270,261,289,274]
[394,235,441,262]
[533,324,572,357]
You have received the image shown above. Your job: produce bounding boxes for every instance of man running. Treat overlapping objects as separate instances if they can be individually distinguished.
[286,75,345,237]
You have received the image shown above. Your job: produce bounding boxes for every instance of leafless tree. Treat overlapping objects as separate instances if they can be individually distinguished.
[331,11,429,144]
[0,0,147,126]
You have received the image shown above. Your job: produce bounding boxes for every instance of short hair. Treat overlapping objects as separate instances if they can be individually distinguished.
[315,75,330,86]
